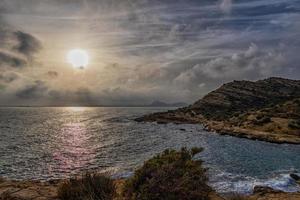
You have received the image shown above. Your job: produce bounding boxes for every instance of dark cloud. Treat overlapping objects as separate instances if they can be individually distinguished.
[47,88,98,106]
[16,80,48,99]
[0,51,27,68]
[14,31,42,57]
[0,13,42,69]
[47,71,59,78]
[0,71,19,83]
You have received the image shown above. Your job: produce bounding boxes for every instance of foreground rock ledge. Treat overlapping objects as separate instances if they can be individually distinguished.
[1,179,300,200]
[0,179,60,200]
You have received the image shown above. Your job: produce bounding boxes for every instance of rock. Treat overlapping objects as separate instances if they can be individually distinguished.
[251,186,300,200]
[0,180,59,200]
[290,173,300,181]
[0,187,21,196]
[0,177,5,183]
[11,188,40,199]
[253,186,281,194]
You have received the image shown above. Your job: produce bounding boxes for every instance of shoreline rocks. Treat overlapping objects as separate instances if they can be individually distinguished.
[0,178,60,200]
[1,178,300,200]
[290,173,300,185]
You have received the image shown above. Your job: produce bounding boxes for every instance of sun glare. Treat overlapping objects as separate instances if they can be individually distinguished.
[67,49,89,69]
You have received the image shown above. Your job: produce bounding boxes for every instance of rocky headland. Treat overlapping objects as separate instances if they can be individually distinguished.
[136,77,300,144]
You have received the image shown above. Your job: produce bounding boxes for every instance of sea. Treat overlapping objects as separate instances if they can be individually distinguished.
[0,107,300,194]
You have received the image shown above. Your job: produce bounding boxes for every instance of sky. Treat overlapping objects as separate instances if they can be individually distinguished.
[0,0,299,106]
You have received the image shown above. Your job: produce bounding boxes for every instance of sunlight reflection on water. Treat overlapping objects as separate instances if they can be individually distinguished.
[66,107,89,112]
[52,123,95,174]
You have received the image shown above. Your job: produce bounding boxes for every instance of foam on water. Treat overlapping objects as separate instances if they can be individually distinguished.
[210,171,300,194]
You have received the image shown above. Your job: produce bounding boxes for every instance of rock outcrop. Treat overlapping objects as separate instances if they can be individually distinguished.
[0,178,59,200]
[136,77,300,144]
[290,173,300,185]
[250,186,300,200]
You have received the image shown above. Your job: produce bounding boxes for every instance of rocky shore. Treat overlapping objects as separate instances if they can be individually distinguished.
[0,178,59,200]
[136,77,300,144]
[1,178,300,200]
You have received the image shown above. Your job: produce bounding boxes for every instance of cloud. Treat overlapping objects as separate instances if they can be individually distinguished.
[14,31,42,57]
[198,43,285,79]
[47,71,59,78]
[47,88,98,106]
[16,80,48,99]
[169,43,286,85]
[173,69,197,85]
[0,51,27,68]
[220,0,232,14]
[0,15,42,69]
[0,0,300,106]
[0,71,19,83]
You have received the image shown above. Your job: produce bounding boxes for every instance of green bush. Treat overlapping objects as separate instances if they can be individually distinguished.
[288,119,300,129]
[122,147,212,200]
[57,173,116,200]
[253,115,271,125]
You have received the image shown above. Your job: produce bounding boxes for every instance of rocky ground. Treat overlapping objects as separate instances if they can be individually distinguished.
[136,77,300,144]
[1,178,300,200]
[0,178,59,200]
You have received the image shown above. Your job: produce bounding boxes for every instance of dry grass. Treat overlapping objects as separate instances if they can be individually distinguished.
[0,177,5,183]
[0,192,25,200]
[226,193,251,200]
[57,173,116,200]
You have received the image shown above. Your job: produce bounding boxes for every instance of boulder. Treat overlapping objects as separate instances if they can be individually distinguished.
[290,173,300,181]
[253,186,281,194]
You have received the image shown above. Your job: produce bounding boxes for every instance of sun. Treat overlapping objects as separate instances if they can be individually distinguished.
[67,49,89,69]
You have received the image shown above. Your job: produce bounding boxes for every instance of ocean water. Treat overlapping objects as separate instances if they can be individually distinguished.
[0,107,300,194]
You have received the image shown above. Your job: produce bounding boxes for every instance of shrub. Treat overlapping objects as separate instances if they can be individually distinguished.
[0,192,25,200]
[253,116,271,125]
[122,147,212,200]
[293,98,300,105]
[288,120,300,129]
[0,177,5,183]
[57,173,116,200]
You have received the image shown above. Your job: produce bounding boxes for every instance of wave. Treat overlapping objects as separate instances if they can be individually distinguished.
[210,170,300,194]
[112,169,300,194]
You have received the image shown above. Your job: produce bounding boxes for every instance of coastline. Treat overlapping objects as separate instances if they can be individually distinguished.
[135,77,300,145]
[1,178,299,200]
[203,121,300,145]
[135,112,300,144]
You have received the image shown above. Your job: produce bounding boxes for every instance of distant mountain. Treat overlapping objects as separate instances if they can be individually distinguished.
[148,101,187,107]
[137,77,300,144]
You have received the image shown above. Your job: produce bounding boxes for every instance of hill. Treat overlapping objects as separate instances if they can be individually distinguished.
[136,77,300,144]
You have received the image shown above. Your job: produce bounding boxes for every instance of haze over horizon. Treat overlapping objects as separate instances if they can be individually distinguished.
[0,0,300,106]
